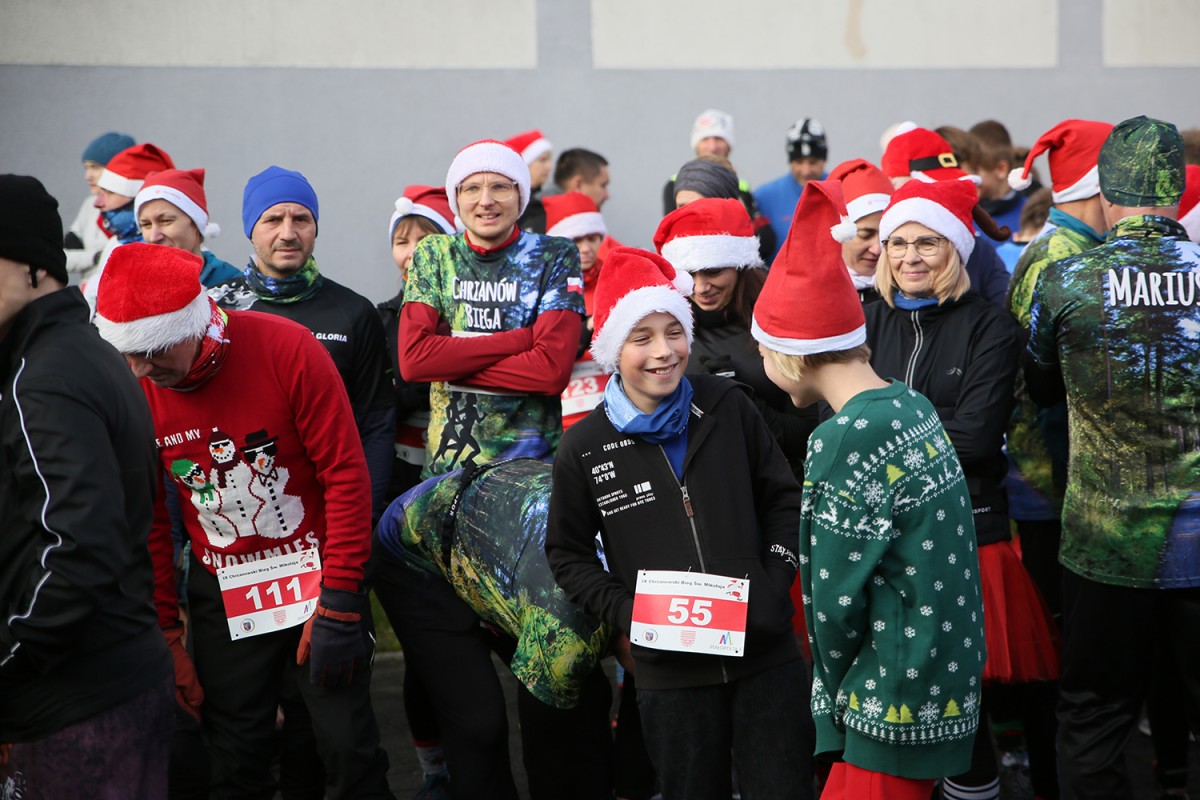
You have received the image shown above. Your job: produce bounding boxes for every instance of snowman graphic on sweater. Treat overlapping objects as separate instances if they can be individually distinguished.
[241,429,303,538]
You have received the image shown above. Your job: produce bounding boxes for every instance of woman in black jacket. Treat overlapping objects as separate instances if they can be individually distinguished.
[654,197,816,478]
[867,178,1060,800]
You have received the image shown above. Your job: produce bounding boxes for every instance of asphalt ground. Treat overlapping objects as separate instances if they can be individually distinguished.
[369,650,1199,799]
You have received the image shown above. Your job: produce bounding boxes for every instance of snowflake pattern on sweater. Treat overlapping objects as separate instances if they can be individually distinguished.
[801,381,985,778]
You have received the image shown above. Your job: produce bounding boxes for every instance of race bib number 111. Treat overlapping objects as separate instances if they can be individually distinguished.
[217,549,321,640]
[630,570,748,657]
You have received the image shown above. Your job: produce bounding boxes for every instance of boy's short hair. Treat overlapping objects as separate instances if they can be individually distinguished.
[1181,127,1200,167]
[969,119,1015,169]
[554,148,608,189]
[763,343,872,384]
[1017,187,1053,237]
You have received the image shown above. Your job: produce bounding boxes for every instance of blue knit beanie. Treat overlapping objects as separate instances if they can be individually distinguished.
[241,166,319,238]
[82,132,136,166]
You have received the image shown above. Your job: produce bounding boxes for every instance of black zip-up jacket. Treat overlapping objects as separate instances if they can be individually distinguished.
[0,288,169,741]
[864,292,1021,544]
[546,375,801,690]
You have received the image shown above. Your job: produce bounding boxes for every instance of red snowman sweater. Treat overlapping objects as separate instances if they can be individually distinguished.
[143,310,371,628]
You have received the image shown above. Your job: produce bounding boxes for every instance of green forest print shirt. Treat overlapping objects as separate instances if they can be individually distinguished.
[404,231,584,477]
[801,381,984,779]
[1028,215,1200,588]
[1005,210,1107,507]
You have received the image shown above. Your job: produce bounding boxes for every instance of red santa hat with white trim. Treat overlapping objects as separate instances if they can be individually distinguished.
[881,127,980,185]
[504,129,553,165]
[589,247,695,373]
[828,158,894,222]
[389,185,457,237]
[135,168,219,239]
[652,198,765,272]
[96,143,176,199]
[879,178,978,264]
[444,139,532,218]
[544,192,606,239]
[94,242,212,355]
[1008,119,1114,203]
[1180,164,1200,244]
[751,180,866,355]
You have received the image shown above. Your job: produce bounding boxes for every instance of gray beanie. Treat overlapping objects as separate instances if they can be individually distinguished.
[674,159,740,202]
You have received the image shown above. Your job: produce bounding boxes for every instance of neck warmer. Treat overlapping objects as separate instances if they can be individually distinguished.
[465,226,521,255]
[102,206,142,243]
[176,300,230,391]
[847,268,877,291]
[604,374,694,444]
[1047,207,1105,244]
[244,256,324,303]
[893,293,939,310]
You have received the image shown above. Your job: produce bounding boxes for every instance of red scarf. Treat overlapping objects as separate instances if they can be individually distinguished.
[176,300,230,391]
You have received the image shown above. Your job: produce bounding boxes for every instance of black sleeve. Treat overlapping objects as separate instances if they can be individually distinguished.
[942,311,1021,465]
[662,177,677,216]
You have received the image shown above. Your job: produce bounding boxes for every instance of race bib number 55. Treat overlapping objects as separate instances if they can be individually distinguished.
[630,570,748,656]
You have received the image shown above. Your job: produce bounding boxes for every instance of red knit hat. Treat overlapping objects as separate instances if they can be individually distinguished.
[751,180,866,355]
[590,247,694,373]
[828,159,894,222]
[1180,164,1200,243]
[544,192,606,239]
[1008,119,1114,202]
[390,185,457,237]
[135,168,216,238]
[653,198,764,272]
[879,178,978,264]
[94,242,211,355]
[444,139,531,218]
[504,129,553,165]
[97,143,175,198]
[881,127,978,184]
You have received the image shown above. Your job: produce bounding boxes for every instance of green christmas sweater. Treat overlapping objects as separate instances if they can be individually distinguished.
[1005,210,1106,507]
[1028,215,1200,588]
[404,231,584,477]
[801,381,985,779]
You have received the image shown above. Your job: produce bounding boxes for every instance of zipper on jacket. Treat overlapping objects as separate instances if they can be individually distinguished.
[660,447,729,682]
[905,311,924,386]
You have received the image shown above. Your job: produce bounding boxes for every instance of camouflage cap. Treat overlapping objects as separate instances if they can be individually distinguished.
[1098,115,1184,207]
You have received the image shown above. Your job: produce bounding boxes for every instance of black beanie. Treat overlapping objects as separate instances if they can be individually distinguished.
[0,175,68,284]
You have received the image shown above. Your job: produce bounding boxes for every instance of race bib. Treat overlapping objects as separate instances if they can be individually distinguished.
[217,549,321,640]
[561,359,609,417]
[630,570,748,657]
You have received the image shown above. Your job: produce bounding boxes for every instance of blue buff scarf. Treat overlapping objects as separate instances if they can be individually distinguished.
[102,206,141,243]
[604,375,693,478]
[893,293,939,310]
[243,256,324,303]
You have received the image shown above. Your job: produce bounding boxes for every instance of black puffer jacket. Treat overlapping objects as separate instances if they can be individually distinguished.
[0,288,169,740]
[863,292,1021,544]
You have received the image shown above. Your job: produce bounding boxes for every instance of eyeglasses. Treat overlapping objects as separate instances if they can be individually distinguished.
[457,181,518,202]
[884,235,947,258]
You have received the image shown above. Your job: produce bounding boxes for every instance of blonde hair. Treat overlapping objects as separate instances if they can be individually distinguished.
[763,344,872,384]
[874,246,970,307]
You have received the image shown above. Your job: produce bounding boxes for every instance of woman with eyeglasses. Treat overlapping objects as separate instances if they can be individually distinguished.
[864,178,1061,800]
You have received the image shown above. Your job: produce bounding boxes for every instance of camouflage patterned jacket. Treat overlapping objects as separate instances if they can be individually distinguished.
[1028,215,1200,588]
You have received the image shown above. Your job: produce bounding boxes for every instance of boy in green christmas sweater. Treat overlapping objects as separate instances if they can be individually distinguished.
[752,179,986,798]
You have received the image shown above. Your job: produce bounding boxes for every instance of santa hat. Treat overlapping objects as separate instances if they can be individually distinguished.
[1180,164,1200,244]
[653,198,765,272]
[590,247,695,373]
[751,180,866,355]
[97,143,175,198]
[828,159,894,222]
[544,192,606,239]
[879,178,978,264]
[390,185,457,237]
[94,242,211,355]
[1008,119,1114,202]
[504,130,553,165]
[135,168,219,239]
[691,109,735,150]
[444,139,531,218]
[881,127,980,185]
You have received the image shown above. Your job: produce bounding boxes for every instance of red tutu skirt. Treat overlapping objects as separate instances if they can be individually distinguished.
[978,539,1061,683]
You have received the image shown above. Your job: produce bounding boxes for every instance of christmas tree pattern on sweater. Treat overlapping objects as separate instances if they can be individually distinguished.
[801,381,986,759]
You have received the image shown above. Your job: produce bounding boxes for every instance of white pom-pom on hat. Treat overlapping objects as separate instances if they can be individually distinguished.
[1008,167,1033,192]
[830,218,858,243]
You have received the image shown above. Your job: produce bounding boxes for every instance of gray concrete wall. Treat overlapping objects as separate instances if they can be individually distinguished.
[2,0,1197,303]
